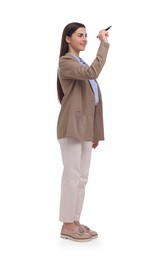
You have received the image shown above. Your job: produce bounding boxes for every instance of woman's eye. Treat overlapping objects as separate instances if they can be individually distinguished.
[79,34,87,38]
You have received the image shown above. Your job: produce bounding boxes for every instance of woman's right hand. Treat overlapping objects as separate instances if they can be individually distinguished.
[97,29,109,43]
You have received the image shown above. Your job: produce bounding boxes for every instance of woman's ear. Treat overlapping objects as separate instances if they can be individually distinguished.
[65,36,71,43]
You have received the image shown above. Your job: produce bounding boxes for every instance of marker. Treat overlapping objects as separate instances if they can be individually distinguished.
[105,26,112,31]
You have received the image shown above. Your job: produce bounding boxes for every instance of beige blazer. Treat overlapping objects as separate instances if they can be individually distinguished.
[57,41,110,142]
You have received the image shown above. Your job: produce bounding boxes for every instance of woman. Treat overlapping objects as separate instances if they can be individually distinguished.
[57,22,110,242]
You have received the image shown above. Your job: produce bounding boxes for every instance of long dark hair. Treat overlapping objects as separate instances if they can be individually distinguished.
[57,22,85,103]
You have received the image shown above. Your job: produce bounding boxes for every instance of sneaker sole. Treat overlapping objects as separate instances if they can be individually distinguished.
[91,234,98,239]
[60,234,92,242]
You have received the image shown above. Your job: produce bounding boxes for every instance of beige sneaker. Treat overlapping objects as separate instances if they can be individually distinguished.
[60,225,92,242]
[74,221,98,239]
[82,225,98,239]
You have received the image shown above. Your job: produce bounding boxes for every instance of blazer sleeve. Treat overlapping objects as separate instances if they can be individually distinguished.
[59,41,110,80]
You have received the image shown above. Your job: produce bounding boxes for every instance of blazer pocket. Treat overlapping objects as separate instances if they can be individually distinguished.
[75,111,86,137]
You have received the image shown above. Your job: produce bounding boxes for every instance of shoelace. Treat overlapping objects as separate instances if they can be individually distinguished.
[78,226,86,234]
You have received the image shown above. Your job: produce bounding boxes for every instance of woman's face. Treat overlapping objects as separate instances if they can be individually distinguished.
[66,27,87,55]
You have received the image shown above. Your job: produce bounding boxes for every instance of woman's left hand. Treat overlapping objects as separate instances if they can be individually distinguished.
[92,141,99,149]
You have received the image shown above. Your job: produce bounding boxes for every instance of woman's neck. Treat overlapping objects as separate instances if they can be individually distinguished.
[68,50,80,57]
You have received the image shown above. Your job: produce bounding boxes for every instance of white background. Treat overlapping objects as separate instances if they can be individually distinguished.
[0,0,164,259]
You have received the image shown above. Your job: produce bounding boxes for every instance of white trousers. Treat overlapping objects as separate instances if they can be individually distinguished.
[58,137,92,222]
